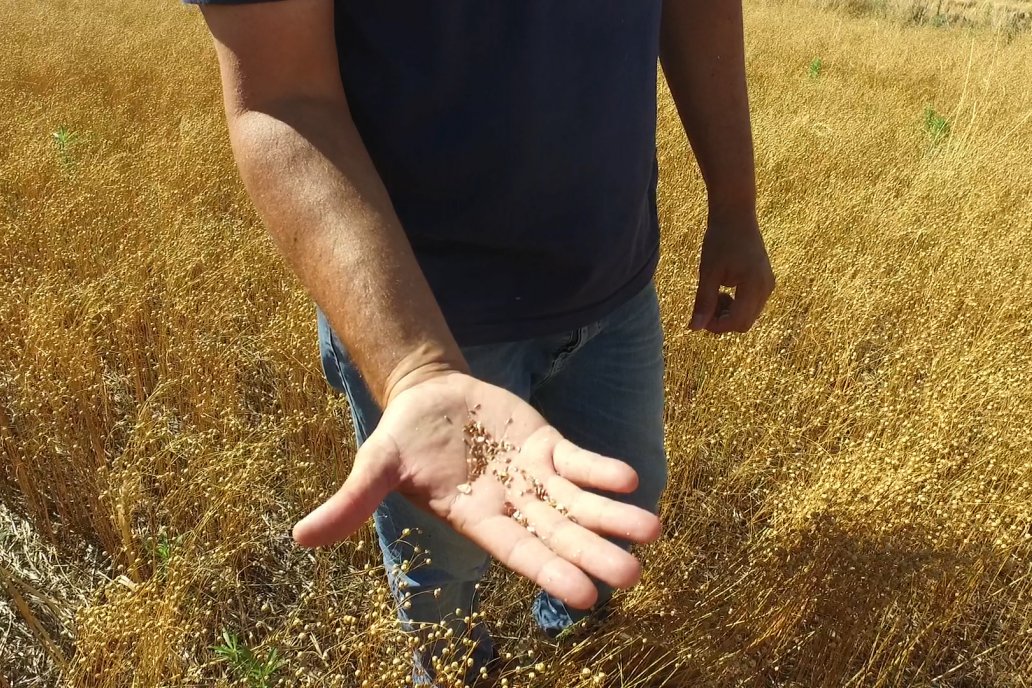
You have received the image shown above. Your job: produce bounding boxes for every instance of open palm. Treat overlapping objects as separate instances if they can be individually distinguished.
[292,372,662,610]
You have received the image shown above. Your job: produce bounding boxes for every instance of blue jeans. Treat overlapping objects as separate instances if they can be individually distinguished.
[317,282,668,686]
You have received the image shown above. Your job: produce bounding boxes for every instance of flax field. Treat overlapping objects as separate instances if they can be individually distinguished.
[1,0,1031,686]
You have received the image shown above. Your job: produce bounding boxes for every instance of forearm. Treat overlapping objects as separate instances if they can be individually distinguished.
[227,98,468,406]
[660,0,757,215]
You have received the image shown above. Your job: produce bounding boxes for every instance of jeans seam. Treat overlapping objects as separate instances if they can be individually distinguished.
[535,327,584,388]
[322,324,350,397]
[533,315,610,391]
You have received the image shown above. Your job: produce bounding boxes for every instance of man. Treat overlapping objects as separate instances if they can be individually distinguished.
[188,0,774,684]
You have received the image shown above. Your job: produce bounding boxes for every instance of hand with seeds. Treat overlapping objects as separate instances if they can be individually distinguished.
[292,372,662,610]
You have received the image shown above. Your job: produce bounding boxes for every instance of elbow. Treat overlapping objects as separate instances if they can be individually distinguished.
[225,93,348,136]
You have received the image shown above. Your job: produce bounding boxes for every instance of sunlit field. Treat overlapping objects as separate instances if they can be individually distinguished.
[1,0,1030,686]
[817,0,1031,30]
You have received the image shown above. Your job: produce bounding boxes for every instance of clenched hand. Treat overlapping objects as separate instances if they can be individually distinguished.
[690,210,775,334]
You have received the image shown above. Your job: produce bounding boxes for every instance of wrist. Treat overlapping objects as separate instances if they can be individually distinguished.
[706,200,760,235]
[706,186,757,221]
[383,343,470,407]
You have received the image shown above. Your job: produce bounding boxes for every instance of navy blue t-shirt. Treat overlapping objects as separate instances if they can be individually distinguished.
[188,1,662,345]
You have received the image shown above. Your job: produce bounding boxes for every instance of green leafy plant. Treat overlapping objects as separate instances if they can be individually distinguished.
[808,57,824,79]
[147,530,185,580]
[51,126,78,170]
[212,630,283,688]
[923,106,951,146]
[155,533,173,566]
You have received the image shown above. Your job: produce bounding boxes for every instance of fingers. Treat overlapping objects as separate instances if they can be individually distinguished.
[543,474,661,544]
[716,291,734,320]
[524,428,662,544]
[292,430,401,548]
[690,268,722,331]
[465,514,599,610]
[709,276,773,334]
[552,440,638,493]
[518,498,643,589]
[455,425,658,606]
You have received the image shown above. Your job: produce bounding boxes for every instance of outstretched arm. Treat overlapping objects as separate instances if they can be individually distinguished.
[661,0,775,333]
[195,0,661,609]
[202,0,466,407]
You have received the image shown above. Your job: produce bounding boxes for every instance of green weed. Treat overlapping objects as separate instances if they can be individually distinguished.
[808,57,824,78]
[51,126,78,171]
[211,629,283,688]
[147,531,185,580]
[923,106,951,145]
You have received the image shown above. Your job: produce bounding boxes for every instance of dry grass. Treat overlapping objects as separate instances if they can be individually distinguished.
[1,0,1031,686]
[805,0,1032,32]
[0,502,106,686]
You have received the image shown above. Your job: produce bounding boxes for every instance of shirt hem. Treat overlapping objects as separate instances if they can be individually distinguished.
[447,245,660,347]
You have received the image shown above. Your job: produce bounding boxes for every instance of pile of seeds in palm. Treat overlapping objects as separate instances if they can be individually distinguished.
[462,406,516,482]
[456,408,575,531]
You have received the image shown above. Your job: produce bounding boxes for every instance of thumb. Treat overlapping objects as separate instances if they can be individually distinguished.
[292,429,401,547]
[691,268,721,331]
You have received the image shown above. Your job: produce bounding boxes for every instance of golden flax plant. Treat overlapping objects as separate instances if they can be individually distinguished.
[0,0,1030,686]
